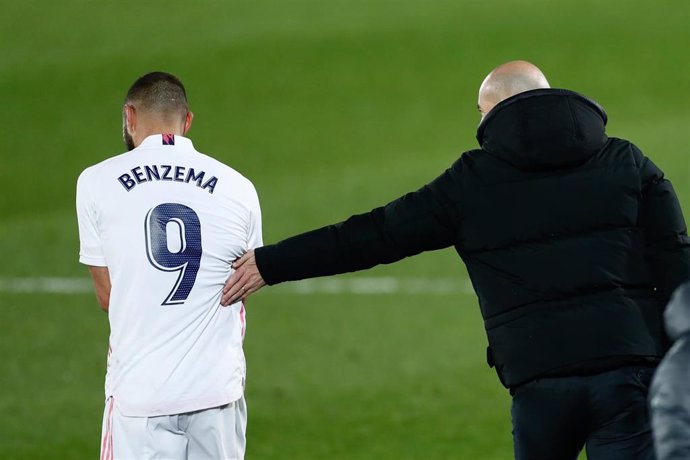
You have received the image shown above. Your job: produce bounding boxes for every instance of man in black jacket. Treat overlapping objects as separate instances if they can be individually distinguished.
[222,61,690,459]
[650,282,690,459]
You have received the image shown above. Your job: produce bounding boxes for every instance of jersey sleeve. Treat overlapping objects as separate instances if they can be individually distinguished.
[76,169,107,267]
[246,183,263,250]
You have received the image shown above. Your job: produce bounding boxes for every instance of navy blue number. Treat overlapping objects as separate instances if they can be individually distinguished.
[145,203,202,305]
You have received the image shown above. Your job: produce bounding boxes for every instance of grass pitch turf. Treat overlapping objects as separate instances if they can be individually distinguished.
[1,1,689,458]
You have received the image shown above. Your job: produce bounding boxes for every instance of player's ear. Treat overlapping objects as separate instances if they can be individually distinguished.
[183,111,194,135]
[124,104,137,134]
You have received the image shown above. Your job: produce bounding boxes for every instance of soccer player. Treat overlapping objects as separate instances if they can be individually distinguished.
[222,61,690,459]
[76,72,261,460]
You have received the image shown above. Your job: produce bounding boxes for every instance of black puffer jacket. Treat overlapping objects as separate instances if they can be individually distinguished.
[650,282,690,460]
[256,89,690,387]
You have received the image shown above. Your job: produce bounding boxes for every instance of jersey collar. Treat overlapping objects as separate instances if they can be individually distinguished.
[137,134,194,149]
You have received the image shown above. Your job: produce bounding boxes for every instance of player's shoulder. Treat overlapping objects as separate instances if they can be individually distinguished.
[77,150,133,187]
[193,150,258,194]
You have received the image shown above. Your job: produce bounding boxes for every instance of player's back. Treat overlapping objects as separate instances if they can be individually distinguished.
[77,134,262,416]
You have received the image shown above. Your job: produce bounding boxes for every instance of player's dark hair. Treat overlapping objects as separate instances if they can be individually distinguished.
[125,71,189,118]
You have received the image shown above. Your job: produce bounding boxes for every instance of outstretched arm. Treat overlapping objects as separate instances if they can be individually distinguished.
[221,161,464,305]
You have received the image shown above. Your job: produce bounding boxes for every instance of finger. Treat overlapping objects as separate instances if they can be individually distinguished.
[228,277,255,305]
[223,287,241,307]
[232,250,252,269]
[222,279,241,306]
[222,272,250,306]
[223,264,265,306]
[221,277,238,306]
[230,257,243,270]
[229,284,249,305]
[237,275,264,303]
[223,268,243,295]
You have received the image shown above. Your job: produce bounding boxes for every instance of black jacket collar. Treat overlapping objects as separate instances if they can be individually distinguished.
[476,89,609,172]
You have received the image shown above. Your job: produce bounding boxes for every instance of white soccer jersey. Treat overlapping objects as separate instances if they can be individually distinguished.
[76,134,262,417]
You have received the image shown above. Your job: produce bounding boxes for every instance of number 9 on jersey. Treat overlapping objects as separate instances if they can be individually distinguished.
[145,203,202,305]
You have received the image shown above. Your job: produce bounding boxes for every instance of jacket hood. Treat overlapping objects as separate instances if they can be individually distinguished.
[477,89,609,172]
[665,283,690,340]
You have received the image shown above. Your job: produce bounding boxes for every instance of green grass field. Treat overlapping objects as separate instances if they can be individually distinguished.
[1,1,689,458]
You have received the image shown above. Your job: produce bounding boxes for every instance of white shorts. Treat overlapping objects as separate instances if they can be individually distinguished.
[100,397,247,460]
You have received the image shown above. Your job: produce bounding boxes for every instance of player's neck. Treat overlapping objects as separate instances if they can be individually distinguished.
[134,125,185,147]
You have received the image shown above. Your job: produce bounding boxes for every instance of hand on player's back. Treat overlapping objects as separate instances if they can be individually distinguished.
[221,250,266,306]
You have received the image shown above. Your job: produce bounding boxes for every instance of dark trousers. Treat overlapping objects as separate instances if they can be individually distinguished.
[511,365,656,460]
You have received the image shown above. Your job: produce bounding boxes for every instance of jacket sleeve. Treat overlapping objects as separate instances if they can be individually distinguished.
[255,161,463,285]
[635,145,690,306]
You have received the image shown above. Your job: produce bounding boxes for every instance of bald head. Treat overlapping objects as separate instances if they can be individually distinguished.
[478,61,550,118]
